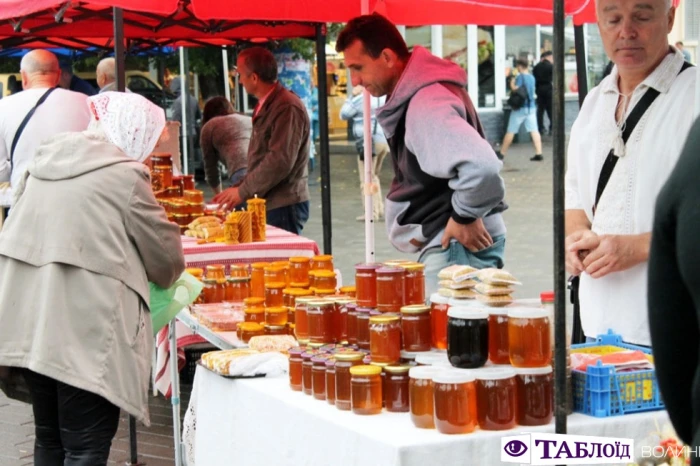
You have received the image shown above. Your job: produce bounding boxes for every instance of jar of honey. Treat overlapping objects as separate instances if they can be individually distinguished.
[508,308,552,368]
[447,307,489,369]
[475,367,517,430]
[289,256,311,287]
[430,293,450,350]
[182,174,195,190]
[171,175,184,196]
[229,264,249,278]
[350,365,383,415]
[250,262,269,298]
[265,306,289,326]
[314,270,337,291]
[339,286,356,297]
[376,267,405,313]
[332,297,354,342]
[287,288,313,310]
[333,352,365,410]
[325,359,337,405]
[244,305,265,323]
[384,365,410,413]
[294,296,315,341]
[408,366,445,428]
[264,265,286,285]
[307,300,334,344]
[286,322,295,336]
[399,262,426,306]
[289,347,305,391]
[225,277,250,302]
[301,351,319,395]
[206,264,226,281]
[264,282,286,308]
[355,263,381,308]
[308,270,318,290]
[515,366,553,426]
[202,278,223,304]
[433,370,477,434]
[488,308,510,365]
[369,314,401,364]
[264,324,287,336]
[312,354,332,401]
[310,254,334,272]
[345,303,359,345]
[237,322,264,343]
[151,163,173,192]
[184,189,204,203]
[355,307,374,350]
[400,305,431,352]
[314,288,337,298]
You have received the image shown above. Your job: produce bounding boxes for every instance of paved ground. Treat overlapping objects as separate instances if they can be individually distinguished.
[0,137,557,465]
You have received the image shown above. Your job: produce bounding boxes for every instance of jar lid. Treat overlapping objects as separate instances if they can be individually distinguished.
[369,361,390,368]
[488,308,509,316]
[230,264,247,271]
[265,306,287,314]
[271,261,289,268]
[244,307,264,314]
[251,262,270,269]
[355,262,382,272]
[325,359,337,368]
[369,314,401,324]
[474,367,516,381]
[307,342,325,349]
[376,266,404,274]
[314,289,337,296]
[333,297,355,305]
[400,350,426,360]
[447,307,488,319]
[264,265,286,273]
[186,267,204,278]
[243,297,265,305]
[228,277,250,283]
[207,264,225,271]
[308,299,334,307]
[264,282,286,289]
[202,278,218,284]
[289,256,311,263]
[515,366,553,375]
[355,307,374,314]
[430,293,450,305]
[409,366,446,380]
[333,352,365,362]
[295,297,317,305]
[290,282,311,288]
[339,286,356,293]
[400,305,430,315]
[288,347,305,356]
[540,291,555,303]
[415,353,451,366]
[297,339,310,345]
[384,365,411,374]
[237,322,263,331]
[266,325,286,330]
[314,270,336,278]
[312,255,333,262]
[289,289,314,296]
[507,308,549,319]
[350,365,382,376]
[346,302,358,312]
[311,354,332,364]
[383,259,413,266]
[301,350,320,360]
[399,262,425,271]
[433,369,476,384]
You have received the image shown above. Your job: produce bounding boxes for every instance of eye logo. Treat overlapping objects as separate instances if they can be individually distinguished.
[504,440,528,457]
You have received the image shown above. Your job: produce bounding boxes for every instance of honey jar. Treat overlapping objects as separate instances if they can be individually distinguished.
[301,351,320,395]
[355,263,381,308]
[237,322,264,343]
[264,265,287,285]
[433,370,477,434]
[475,367,517,430]
[334,352,365,410]
[447,307,489,369]
[265,306,288,326]
[310,254,334,272]
[312,354,332,401]
[229,264,249,278]
[314,270,337,291]
[508,308,552,368]
[400,305,431,352]
[376,267,405,313]
[369,314,401,364]
[250,262,269,298]
[355,307,375,351]
[384,365,410,413]
[515,366,553,426]
[325,359,337,405]
[184,189,203,203]
[294,296,315,341]
[206,264,226,281]
[399,262,426,306]
[430,293,450,350]
[225,277,250,302]
[289,256,311,287]
[202,278,224,304]
[346,303,359,345]
[182,174,195,190]
[289,347,305,391]
[339,286,356,297]
[408,366,445,429]
[307,299,334,344]
[264,282,286,308]
[488,308,510,365]
[350,365,383,415]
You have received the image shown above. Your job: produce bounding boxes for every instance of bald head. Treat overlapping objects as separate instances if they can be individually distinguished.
[96,57,116,89]
[20,50,60,89]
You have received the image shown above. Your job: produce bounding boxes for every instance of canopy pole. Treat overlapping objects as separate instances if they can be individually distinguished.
[553,0,568,439]
[222,46,231,103]
[316,24,332,254]
[179,47,188,175]
[361,0,375,263]
[113,7,125,93]
[574,25,589,106]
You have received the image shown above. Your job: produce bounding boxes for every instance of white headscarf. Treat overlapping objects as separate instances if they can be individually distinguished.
[86,92,166,163]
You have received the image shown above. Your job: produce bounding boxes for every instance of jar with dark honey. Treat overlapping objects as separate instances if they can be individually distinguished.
[334,352,364,411]
[433,370,477,434]
[475,367,517,430]
[350,365,382,415]
[384,365,410,413]
[447,307,489,369]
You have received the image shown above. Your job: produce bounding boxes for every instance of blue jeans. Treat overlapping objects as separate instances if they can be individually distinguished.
[267,201,310,235]
[419,235,506,298]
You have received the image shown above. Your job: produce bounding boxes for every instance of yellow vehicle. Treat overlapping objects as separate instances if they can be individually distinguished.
[0,73,23,98]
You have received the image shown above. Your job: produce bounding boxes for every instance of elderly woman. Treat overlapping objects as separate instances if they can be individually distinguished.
[0,92,185,465]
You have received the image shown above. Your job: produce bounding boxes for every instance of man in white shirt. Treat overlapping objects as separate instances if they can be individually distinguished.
[565,0,696,345]
[0,50,91,204]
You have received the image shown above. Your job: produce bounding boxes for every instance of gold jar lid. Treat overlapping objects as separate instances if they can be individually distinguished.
[314,270,336,278]
[399,262,426,271]
[370,362,390,368]
[172,214,188,219]
[289,256,311,264]
[264,282,286,290]
[384,365,411,374]
[333,297,356,305]
[243,297,265,306]
[238,322,263,331]
[350,365,382,376]
[244,307,264,314]
[264,265,286,273]
[271,261,289,268]
[334,352,365,362]
[251,262,270,270]
[266,325,286,331]
[265,306,288,314]
[400,305,431,315]
[369,314,401,324]
[312,254,333,262]
[339,286,356,293]
[289,288,314,296]
[228,277,250,283]
[307,299,334,308]
[308,342,325,349]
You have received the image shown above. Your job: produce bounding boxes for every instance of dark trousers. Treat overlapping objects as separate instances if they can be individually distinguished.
[266,200,310,235]
[23,370,121,466]
[536,89,553,134]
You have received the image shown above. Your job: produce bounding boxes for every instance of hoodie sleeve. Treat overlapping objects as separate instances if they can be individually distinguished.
[404,85,505,222]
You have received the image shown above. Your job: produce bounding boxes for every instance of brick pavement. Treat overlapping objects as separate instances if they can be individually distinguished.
[0,138,556,464]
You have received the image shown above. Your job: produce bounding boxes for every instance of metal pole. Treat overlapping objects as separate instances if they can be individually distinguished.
[553,0,568,438]
[363,90,374,264]
[168,320,183,466]
[574,25,589,107]
[113,7,125,93]
[316,24,332,254]
[222,46,231,102]
[179,47,189,174]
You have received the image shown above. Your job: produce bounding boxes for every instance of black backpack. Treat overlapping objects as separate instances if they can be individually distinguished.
[508,86,529,110]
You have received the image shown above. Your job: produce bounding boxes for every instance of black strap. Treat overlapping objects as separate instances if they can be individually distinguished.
[10,87,57,167]
[593,61,693,212]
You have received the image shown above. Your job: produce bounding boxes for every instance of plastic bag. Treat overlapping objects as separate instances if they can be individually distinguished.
[149,272,203,335]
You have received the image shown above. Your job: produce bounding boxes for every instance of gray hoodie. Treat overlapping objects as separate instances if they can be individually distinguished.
[377,46,506,253]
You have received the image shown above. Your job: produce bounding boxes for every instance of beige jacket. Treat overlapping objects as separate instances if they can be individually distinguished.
[0,132,185,424]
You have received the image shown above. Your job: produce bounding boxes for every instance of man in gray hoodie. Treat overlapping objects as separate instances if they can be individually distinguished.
[336,14,507,293]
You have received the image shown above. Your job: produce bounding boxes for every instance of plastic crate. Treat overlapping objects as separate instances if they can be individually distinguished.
[181,343,218,384]
[571,330,665,417]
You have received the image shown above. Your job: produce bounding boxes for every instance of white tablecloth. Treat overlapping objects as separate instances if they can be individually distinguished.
[186,365,672,466]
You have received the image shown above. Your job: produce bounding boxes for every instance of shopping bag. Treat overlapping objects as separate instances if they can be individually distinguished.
[149,272,203,335]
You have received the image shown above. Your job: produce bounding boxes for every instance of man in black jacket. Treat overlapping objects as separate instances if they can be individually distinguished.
[532,51,553,135]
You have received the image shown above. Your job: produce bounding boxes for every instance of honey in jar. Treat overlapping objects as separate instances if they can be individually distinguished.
[250,262,269,298]
[312,354,332,400]
[237,322,264,344]
[355,307,374,350]
[286,322,295,336]
[301,351,320,395]
[339,286,356,297]
[447,307,489,368]
[488,308,510,365]
[400,305,431,352]
[265,306,289,326]
[294,296,315,341]
[376,267,405,313]
[346,303,359,345]
[515,366,553,426]
[384,365,410,413]
[264,265,287,285]
[182,174,195,190]
[264,324,287,336]
[433,370,477,434]
[430,293,450,350]
[171,175,184,196]
[152,164,173,192]
[314,288,337,298]
[307,300,334,344]
[289,256,311,287]
[334,352,365,410]
[225,277,250,302]
[508,308,552,368]
[355,263,381,308]
[314,270,337,291]
[184,189,203,203]
[289,348,305,391]
[287,288,313,310]
[308,270,318,290]
[206,264,226,281]
[310,254,334,272]
[475,367,517,430]
[408,366,445,428]
[325,359,337,405]
[369,314,402,364]
[202,278,224,304]
[350,365,383,415]
[332,297,353,342]
[264,282,286,308]
[229,264,249,278]
[399,262,426,306]
[244,305,265,323]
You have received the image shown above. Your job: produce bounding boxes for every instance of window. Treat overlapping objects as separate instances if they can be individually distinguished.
[128,75,159,91]
[686,1,699,41]
[477,26,496,108]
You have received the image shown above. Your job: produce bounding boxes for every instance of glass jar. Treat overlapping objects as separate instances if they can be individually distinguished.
[488,308,510,365]
[325,359,337,405]
[182,174,195,190]
[244,306,264,323]
[308,270,318,290]
[310,254,334,272]
[350,365,383,415]
[314,270,337,291]
[508,308,552,367]
[307,300,334,344]
[301,351,319,395]
[369,314,402,364]
[202,278,224,304]
[264,282,286,308]
[400,305,431,352]
[312,354,332,401]
[171,175,184,196]
[475,367,517,430]
[183,189,203,203]
[264,265,287,285]
[346,303,359,345]
[289,348,305,391]
[287,288,313,310]
[244,296,265,312]
[333,352,364,410]
[400,262,426,306]
[384,365,410,413]
[332,297,353,342]
[152,163,173,192]
[289,256,311,287]
[206,264,226,281]
[433,370,477,435]
[225,277,250,302]
[355,263,381,308]
[430,293,450,350]
[515,366,553,426]
[250,262,269,298]
[237,322,264,343]
[294,296,315,341]
[265,306,288,326]
[376,266,405,313]
[408,366,445,428]
[355,308,374,350]
[229,264,249,278]
[286,322,295,336]
[339,286,356,297]
[447,307,489,368]
[264,324,287,336]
